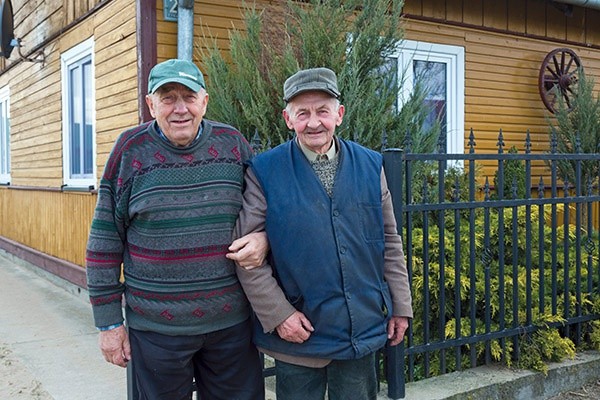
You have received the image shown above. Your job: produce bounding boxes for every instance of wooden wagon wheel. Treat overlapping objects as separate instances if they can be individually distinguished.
[538,48,582,114]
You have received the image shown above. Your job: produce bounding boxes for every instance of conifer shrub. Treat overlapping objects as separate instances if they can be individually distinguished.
[408,165,599,379]
[547,70,600,187]
[198,0,439,152]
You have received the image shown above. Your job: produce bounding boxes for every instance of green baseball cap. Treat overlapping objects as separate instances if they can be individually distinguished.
[147,59,206,94]
[283,67,340,103]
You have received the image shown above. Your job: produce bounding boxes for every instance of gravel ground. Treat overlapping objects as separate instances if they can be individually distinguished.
[547,380,600,399]
[0,344,52,400]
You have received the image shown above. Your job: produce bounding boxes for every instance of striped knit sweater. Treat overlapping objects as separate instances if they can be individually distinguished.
[86,119,254,336]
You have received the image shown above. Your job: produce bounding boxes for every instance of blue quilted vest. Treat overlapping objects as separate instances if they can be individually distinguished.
[248,139,392,359]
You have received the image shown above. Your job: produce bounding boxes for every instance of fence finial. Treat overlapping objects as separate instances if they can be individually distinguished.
[497,129,505,154]
[468,128,476,153]
[525,130,532,154]
[251,128,262,154]
[381,130,388,153]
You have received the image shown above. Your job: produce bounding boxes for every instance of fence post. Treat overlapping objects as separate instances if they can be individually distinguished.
[383,149,405,233]
[383,149,405,399]
[127,358,137,400]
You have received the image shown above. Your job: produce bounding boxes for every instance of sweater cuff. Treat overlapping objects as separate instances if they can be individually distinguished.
[97,322,124,331]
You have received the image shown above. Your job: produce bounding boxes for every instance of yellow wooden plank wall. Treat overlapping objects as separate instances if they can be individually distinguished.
[404,18,600,177]
[93,0,139,169]
[2,0,137,188]
[404,0,600,45]
[156,0,282,71]
[402,0,600,180]
[1,0,599,269]
[0,188,96,267]
[0,0,137,267]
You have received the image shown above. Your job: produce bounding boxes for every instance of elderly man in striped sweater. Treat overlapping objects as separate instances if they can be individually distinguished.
[86,59,267,400]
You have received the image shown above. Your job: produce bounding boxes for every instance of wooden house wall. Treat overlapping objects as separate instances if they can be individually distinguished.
[403,0,600,178]
[0,0,137,268]
[2,0,600,276]
[156,0,282,68]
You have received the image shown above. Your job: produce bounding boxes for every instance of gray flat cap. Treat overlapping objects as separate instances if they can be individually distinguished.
[283,67,341,103]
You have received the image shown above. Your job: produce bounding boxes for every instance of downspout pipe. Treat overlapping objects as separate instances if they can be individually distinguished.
[552,0,600,10]
[177,0,194,61]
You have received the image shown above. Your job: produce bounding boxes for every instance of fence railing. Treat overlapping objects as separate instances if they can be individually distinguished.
[127,130,600,399]
[382,129,600,398]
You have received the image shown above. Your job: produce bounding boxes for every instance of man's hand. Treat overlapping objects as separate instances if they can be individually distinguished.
[227,231,269,269]
[276,311,314,343]
[99,325,131,368]
[387,316,409,346]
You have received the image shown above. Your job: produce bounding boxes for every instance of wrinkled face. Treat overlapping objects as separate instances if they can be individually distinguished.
[283,91,344,154]
[145,83,209,147]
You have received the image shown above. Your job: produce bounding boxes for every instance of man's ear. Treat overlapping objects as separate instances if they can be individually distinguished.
[282,108,294,130]
[336,104,345,126]
[145,95,156,118]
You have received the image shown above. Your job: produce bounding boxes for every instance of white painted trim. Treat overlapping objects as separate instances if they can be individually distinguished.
[0,85,10,184]
[60,37,96,189]
[392,40,465,159]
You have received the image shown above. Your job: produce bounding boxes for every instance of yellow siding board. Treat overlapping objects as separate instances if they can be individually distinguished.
[586,9,600,45]
[97,112,141,131]
[94,2,134,39]
[462,0,483,26]
[95,47,137,80]
[11,130,61,151]
[15,1,59,40]
[430,0,446,20]
[0,189,95,266]
[96,87,138,110]
[483,0,507,31]
[446,0,463,22]
[27,8,65,49]
[95,26,136,57]
[546,5,566,41]
[526,2,546,37]
[506,0,526,32]
[11,166,62,179]
[58,25,94,53]
[403,0,422,15]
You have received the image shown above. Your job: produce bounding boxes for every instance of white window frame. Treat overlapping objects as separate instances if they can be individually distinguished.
[61,37,96,188]
[0,85,10,184]
[392,40,465,156]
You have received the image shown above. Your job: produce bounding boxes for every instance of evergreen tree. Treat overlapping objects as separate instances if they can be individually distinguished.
[548,70,600,187]
[198,0,440,152]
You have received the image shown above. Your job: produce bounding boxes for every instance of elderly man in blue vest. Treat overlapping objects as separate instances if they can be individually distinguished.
[228,67,413,400]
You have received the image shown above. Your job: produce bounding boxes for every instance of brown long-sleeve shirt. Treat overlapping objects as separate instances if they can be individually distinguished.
[235,142,412,367]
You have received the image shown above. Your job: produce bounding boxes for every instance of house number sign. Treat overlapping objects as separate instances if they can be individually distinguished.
[164,0,178,21]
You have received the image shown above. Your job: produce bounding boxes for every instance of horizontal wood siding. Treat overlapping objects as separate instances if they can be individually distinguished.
[156,0,282,73]
[0,188,96,267]
[0,0,136,267]
[93,0,138,169]
[403,1,600,178]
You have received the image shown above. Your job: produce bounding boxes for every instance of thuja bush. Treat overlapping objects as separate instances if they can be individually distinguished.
[198,0,440,152]
[407,169,599,379]
[547,70,600,186]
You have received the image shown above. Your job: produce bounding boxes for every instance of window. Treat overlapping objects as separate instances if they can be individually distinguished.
[61,37,96,188]
[0,86,9,184]
[390,40,465,155]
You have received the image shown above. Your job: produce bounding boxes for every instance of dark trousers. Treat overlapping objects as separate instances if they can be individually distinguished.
[275,353,377,400]
[129,319,264,400]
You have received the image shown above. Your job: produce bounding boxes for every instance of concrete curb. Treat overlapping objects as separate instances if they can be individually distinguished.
[398,351,600,400]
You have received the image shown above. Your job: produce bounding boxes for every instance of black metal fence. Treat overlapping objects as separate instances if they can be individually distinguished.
[127,130,600,399]
[381,129,600,399]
